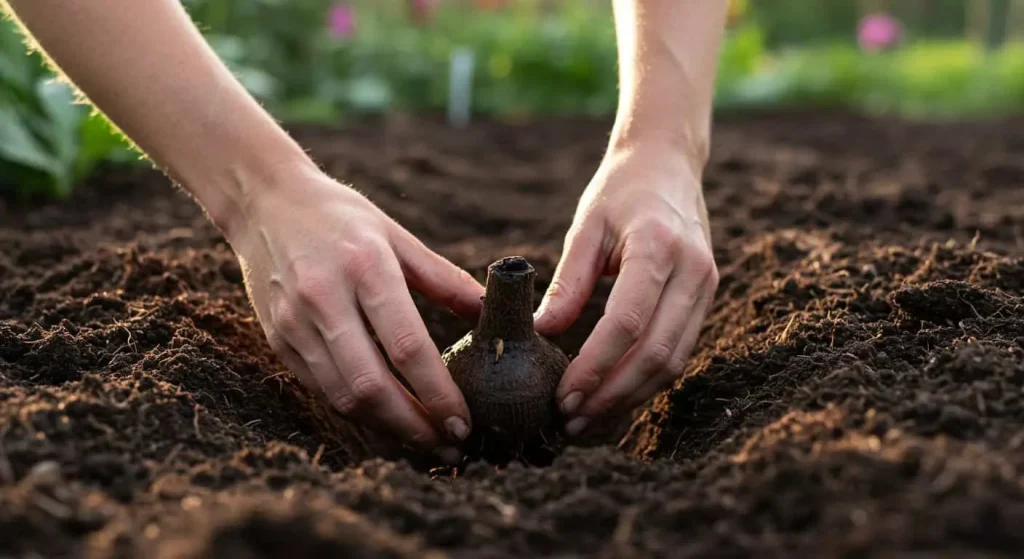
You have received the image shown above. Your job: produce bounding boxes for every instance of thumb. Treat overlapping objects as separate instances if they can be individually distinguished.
[534,223,606,336]
[393,232,485,320]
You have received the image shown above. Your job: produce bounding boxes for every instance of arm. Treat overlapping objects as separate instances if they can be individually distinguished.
[535,0,726,434]
[608,0,724,184]
[4,0,482,463]
[4,0,299,237]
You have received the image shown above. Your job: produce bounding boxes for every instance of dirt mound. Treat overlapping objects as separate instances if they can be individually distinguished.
[3,112,1024,557]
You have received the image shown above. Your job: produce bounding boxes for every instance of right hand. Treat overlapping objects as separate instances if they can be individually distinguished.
[227,162,484,464]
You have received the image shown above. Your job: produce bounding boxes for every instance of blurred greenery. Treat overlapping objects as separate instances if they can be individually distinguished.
[0,16,135,199]
[2,0,1024,197]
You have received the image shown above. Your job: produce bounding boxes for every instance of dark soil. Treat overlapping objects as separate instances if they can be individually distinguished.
[4,111,1024,558]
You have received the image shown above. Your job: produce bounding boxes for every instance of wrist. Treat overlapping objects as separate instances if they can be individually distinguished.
[607,121,709,179]
[187,146,320,244]
[605,127,708,181]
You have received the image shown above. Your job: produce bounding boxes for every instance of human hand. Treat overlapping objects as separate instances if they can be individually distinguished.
[533,143,719,436]
[228,162,484,463]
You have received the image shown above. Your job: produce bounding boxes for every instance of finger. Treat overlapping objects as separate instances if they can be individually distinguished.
[267,334,317,389]
[356,254,472,443]
[555,248,672,411]
[290,281,445,450]
[572,270,704,421]
[317,316,446,450]
[392,231,485,320]
[533,221,607,336]
[623,288,714,413]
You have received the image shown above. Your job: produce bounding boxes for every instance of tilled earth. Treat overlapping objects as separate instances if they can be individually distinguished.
[3,112,1024,557]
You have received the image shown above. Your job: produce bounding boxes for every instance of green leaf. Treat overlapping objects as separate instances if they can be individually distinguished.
[0,106,65,197]
[0,106,60,175]
[36,80,82,164]
[0,53,32,94]
[74,112,135,179]
[278,96,341,123]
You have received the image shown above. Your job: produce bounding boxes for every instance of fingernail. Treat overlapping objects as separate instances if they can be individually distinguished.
[444,416,470,441]
[565,417,590,437]
[561,391,583,415]
[435,446,462,465]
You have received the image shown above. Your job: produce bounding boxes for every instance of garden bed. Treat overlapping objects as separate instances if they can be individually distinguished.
[3,112,1024,557]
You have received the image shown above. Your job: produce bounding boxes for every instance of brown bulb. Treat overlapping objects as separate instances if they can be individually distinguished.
[442,256,569,462]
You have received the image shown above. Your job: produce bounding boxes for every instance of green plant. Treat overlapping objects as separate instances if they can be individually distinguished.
[0,16,133,199]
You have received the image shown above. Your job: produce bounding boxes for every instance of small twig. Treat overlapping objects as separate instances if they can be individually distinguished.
[612,506,640,547]
[311,444,326,467]
[161,443,184,467]
[124,327,137,353]
[261,371,292,384]
[193,404,202,439]
[776,314,798,345]
[483,494,517,523]
[32,493,73,520]
[86,416,116,436]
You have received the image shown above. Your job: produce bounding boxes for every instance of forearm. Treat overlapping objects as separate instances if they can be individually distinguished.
[609,0,728,169]
[3,0,312,238]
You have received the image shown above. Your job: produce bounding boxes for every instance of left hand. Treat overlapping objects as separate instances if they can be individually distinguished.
[533,142,719,436]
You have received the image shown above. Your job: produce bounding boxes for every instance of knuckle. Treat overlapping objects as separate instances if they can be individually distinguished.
[332,372,386,415]
[294,271,333,306]
[273,305,303,337]
[320,323,358,345]
[350,371,386,406]
[418,388,455,413]
[685,242,716,273]
[388,328,428,367]
[328,388,358,415]
[649,219,684,248]
[667,355,689,379]
[642,218,684,251]
[565,214,600,245]
[645,341,675,371]
[626,241,670,268]
[566,367,603,395]
[707,265,721,292]
[340,242,382,285]
[611,307,646,341]
[623,240,675,274]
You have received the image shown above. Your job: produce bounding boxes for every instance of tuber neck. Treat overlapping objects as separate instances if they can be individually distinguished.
[476,256,537,342]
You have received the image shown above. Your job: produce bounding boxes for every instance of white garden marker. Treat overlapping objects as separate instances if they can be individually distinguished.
[448,47,476,128]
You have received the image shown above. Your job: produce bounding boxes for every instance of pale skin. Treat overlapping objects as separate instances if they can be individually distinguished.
[4,0,726,463]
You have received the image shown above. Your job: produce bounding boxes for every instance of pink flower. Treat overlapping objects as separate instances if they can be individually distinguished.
[327,3,356,39]
[857,13,902,52]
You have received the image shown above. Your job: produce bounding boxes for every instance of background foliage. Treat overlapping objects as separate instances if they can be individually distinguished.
[2,0,1024,198]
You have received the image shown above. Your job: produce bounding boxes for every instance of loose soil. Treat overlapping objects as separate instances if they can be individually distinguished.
[3,111,1024,558]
